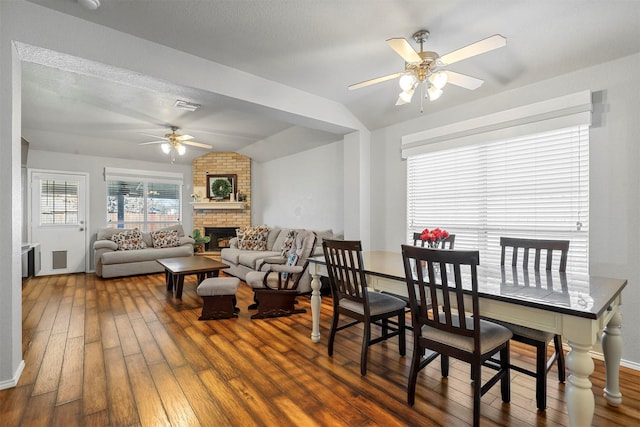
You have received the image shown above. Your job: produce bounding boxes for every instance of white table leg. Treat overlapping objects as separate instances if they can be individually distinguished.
[602,309,623,406]
[565,341,595,427]
[310,272,321,343]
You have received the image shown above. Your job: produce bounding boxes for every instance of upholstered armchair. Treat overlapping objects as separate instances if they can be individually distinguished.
[245,230,317,319]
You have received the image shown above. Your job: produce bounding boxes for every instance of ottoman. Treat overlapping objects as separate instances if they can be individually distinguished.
[197,277,240,320]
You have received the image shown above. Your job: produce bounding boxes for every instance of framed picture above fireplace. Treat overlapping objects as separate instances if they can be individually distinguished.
[206,174,237,200]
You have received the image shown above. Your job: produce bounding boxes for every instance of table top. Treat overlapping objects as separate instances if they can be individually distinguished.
[156,256,228,274]
[309,251,627,320]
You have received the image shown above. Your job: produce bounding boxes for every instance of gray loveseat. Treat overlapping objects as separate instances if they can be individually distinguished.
[94,224,195,278]
[220,226,338,293]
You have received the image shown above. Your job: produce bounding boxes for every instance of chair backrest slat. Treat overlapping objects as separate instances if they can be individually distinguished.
[323,239,369,310]
[500,237,569,272]
[402,245,481,345]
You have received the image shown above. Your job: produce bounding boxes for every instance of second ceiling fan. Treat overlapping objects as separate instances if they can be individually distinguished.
[349,30,506,107]
[139,126,212,163]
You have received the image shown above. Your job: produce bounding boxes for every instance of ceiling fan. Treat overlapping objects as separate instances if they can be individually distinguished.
[138,126,212,163]
[349,30,506,108]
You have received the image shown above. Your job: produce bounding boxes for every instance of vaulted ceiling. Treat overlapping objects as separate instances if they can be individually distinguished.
[21,0,640,164]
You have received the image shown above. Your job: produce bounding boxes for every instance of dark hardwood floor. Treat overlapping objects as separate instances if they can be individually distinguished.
[2,272,638,426]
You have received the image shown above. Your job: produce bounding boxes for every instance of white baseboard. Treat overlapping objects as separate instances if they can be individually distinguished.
[621,358,640,371]
[0,360,25,390]
[564,343,640,372]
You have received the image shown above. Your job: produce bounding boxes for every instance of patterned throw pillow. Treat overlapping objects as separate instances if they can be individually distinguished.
[280,230,296,257]
[111,228,147,251]
[150,229,180,248]
[236,225,269,250]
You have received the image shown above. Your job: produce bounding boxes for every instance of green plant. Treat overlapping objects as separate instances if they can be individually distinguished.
[211,178,232,198]
[191,228,211,244]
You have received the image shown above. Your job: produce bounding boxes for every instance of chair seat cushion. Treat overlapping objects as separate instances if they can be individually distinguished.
[238,250,281,269]
[197,277,240,296]
[492,319,556,343]
[339,290,407,316]
[422,314,512,354]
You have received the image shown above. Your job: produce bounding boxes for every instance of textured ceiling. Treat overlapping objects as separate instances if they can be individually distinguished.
[20,0,640,164]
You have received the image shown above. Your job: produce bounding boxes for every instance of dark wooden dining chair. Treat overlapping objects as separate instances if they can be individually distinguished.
[498,236,569,411]
[401,245,512,426]
[412,232,456,249]
[322,239,406,376]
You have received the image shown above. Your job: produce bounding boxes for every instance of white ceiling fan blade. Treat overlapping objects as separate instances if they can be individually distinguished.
[175,134,194,141]
[445,71,484,90]
[182,140,212,149]
[348,72,403,90]
[138,132,168,140]
[439,34,506,65]
[138,140,166,145]
[387,38,422,64]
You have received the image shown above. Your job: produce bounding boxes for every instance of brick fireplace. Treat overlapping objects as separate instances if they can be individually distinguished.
[191,152,251,251]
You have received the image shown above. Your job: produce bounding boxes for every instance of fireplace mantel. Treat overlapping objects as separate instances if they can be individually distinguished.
[191,201,246,210]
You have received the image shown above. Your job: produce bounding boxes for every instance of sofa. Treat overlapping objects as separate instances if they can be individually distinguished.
[220,225,338,293]
[94,224,195,278]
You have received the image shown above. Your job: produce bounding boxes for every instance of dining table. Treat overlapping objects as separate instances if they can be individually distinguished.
[307,251,627,427]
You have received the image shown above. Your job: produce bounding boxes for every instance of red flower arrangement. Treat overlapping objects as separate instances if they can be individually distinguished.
[420,227,450,248]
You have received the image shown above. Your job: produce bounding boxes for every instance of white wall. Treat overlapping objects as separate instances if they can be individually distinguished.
[27,150,194,269]
[369,52,640,365]
[253,140,344,234]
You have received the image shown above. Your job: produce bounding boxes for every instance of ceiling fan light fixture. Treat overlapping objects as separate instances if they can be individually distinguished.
[161,142,172,154]
[427,85,443,101]
[399,72,418,91]
[176,143,186,156]
[429,70,448,90]
[396,88,416,105]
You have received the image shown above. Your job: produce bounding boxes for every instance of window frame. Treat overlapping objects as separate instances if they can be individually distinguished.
[104,167,184,232]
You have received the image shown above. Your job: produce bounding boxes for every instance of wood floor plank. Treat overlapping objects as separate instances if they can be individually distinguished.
[227,376,299,427]
[32,332,66,396]
[84,306,101,344]
[36,292,62,332]
[148,361,201,427]
[51,302,72,336]
[17,329,51,387]
[146,320,187,368]
[99,311,120,350]
[19,390,55,427]
[56,335,84,405]
[125,352,171,427]
[8,273,639,427]
[82,409,110,427]
[52,399,82,427]
[83,340,108,416]
[198,368,257,425]
[67,305,85,339]
[0,384,32,426]
[129,317,165,365]
[114,314,141,356]
[172,365,232,425]
[104,346,138,426]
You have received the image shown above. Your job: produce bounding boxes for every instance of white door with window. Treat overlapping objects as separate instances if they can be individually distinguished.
[29,170,88,276]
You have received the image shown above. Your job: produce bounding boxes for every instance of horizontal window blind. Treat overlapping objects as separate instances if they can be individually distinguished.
[407,125,589,275]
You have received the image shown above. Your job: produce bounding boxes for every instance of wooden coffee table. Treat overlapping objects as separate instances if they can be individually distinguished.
[156,256,229,298]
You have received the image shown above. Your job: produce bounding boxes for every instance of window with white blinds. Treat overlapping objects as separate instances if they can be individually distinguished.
[407,125,589,275]
[104,167,183,232]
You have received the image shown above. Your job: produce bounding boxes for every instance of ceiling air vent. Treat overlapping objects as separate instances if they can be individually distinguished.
[174,100,201,112]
